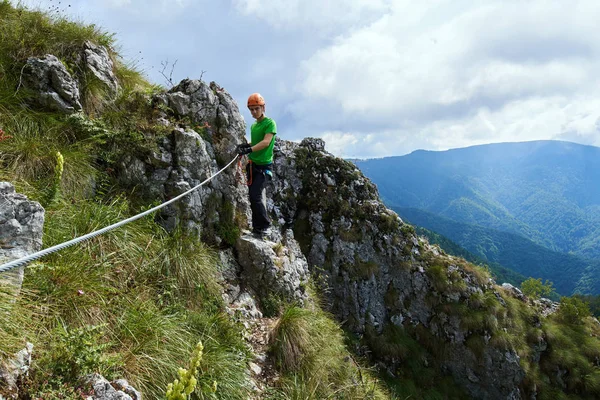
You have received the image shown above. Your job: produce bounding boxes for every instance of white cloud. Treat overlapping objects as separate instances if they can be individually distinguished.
[290,0,600,157]
[16,0,600,158]
[232,0,391,33]
[105,0,191,8]
[317,95,600,158]
[321,131,359,156]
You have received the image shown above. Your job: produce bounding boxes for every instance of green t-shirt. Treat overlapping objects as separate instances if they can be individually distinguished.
[249,117,277,165]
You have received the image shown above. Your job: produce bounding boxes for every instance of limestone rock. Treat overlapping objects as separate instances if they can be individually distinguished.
[120,82,249,240]
[501,283,527,302]
[22,55,82,113]
[111,379,142,400]
[157,79,247,163]
[81,374,141,400]
[0,182,45,291]
[0,343,34,397]
[81,41,119,96]
[235,229,309,306]
[267,139,525,399]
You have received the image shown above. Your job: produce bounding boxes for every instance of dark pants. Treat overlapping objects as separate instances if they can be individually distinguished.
[246,163,272,231]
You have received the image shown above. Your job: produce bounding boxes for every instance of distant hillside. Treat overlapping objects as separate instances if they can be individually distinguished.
[396,207,600,295]
[413,226,527,287]
[355,140,600,260]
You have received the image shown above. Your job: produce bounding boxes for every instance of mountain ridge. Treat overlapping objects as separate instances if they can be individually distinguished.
[354,140,600,289]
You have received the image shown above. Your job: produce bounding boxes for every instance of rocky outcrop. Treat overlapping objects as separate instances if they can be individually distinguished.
[80,41,120,95]
[113,78,545,398]
[153,79,246,164]
[0,184,43,398]
[21,41,118,114]
[22,55,82,113]
[0,343,34,399]
[235,229,309,307]
[119,79,249,242]
[82,374,141,400]
[264,138,527,399]
[0,182,45,291]
[116,78,531,398]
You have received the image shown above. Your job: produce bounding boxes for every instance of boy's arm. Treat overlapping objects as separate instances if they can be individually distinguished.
[251,133,274,152]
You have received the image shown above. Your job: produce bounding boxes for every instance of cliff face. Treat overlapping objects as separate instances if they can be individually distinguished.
[112,78,547,399]
[269,139,525,399]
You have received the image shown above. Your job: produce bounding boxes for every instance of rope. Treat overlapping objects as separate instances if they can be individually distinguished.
[0,155,240,274]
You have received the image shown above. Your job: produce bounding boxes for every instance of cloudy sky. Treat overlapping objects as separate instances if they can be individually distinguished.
[21,0,600,158]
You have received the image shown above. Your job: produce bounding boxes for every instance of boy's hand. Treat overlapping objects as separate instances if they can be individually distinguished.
[236,143,252,155]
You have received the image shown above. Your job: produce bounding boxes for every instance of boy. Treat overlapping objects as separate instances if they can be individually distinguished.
[237,93,277,236]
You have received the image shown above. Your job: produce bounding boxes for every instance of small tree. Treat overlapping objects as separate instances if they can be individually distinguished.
[521,277,554,299]
[557,296,591,325]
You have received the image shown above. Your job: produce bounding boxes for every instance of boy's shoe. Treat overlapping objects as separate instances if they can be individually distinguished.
[252,227,270,237]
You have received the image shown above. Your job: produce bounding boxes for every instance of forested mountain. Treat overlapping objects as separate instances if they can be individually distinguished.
[354,141,600,260]
[396,207,600,295]
[354,141,600,295]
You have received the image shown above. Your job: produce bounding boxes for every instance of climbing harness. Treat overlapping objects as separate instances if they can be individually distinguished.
[236,157,247,186]
[244,160,273,187]
[0,155,240,274]
[246,160,254,186]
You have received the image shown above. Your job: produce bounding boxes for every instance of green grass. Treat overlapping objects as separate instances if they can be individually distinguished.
[0,110,97,202]
[0,196,250,399]
[269,301,390,399]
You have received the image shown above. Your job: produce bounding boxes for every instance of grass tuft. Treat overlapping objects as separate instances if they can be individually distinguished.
[269,302,390,399]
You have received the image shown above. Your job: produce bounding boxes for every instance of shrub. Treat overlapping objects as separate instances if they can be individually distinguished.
[521,277,554,299]
[557,296,591,325]
[39,323,120,382]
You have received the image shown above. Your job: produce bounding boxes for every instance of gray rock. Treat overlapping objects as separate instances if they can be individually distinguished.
[267,139,525,399]
[235,229,309,306]
[116,75,537,398]
[0,182,45,292]
[248,362,262,376]
[111,379,142,400]
[535,297,560,317]
[22,55,82,113]
[120,82,249,241]
[0,343,34,395]
[81,374,138,400]
[81,41,120,95]
[300,137,325,152]
[502,283,527,302]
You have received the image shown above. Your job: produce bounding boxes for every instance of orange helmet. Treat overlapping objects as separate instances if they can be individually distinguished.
[247,93,265,107]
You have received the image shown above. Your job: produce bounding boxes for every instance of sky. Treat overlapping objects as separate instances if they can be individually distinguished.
[19,0,600,158]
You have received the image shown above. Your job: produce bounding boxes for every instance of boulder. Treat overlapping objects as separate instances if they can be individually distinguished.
[235,229,309,307]
[0,182,45,291]
[81,374,141,400]
[80,41,120,96]
[0,343,34,398]
[22,55,82,113]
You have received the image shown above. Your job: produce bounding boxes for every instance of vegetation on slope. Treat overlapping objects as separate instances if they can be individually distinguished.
[413,225,527,287]
[396,206,600,295]
[365,244,600,399]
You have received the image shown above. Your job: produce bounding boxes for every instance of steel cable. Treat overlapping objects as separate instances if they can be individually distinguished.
[0,155,240,273]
